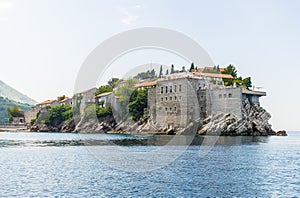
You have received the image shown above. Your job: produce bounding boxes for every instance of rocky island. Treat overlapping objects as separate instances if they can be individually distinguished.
[22,64,286,136]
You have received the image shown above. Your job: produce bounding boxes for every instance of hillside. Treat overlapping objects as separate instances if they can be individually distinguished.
[0,96,31,123]
[0,80,36,105]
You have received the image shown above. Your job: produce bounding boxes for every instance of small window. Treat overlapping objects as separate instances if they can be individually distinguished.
[161,87,163,94]
[228,93,232,98]
[179,96,182,101]
[179,84,182,92]
[170,97,172,101]
[174,96,177,101]
[174,85,177,92]
[165,86,168,93]
[170,107,172,111]
[165,97,168,101]
[224,94,227,98]
[161,97,163,102]
[174,107,177,111]
[219,94,222,99]
[200,95,204,99]
[200,107,204,111]
[165,107,168,111]
[170,86,172,93]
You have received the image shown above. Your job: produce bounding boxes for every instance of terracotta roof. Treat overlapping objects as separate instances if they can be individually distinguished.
[134,81,157,88]
[38,100,57,105]
[59,97,71,103]
[192,72,233,79]
[95,92,112,98]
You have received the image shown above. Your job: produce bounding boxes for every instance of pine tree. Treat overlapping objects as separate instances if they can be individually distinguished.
[189,62,195,72]
[165,69,169,75]
[159,65,163,78]
[171,64,175,74]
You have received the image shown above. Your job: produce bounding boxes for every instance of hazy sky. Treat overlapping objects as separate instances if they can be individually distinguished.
[0,0,299,131]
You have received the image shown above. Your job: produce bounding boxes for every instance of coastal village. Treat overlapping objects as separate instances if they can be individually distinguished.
[11,64,281,136]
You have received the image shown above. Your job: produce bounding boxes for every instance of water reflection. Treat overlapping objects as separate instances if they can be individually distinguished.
[0,132,270,147]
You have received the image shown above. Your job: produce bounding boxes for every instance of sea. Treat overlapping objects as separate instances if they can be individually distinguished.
[0,131,299,197]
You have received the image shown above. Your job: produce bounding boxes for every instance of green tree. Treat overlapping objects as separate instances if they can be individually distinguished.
[189,62,195,72]
[95,85,113,96]
[222,64,237,78]
[128,89,148,121]
[165,69,169,75]
[159,65,163,78]
[170,64,175,74]
[7,106,23,118]
[242,77,252,89]
[108,78,119,88]
[43,105,73,126]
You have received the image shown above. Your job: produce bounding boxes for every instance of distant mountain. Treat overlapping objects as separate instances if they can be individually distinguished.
[0,80,36,105]
[0,96,31,123]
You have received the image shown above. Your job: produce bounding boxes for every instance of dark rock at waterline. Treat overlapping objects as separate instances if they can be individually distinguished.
[276,130,287,136]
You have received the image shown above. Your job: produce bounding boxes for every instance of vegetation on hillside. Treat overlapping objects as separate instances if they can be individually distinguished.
[43,105,73,126]
[0,96,31,123]
[221,64,252,89]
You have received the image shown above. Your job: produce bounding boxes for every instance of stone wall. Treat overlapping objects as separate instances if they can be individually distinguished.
[207,87,242,119]
[24,107,40,123]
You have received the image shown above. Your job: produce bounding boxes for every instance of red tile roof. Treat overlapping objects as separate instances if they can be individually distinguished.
[95,92,112,98]
[38,100,57,105]
[59,97,71,103]
[192,72,233,79]
[134,81,157,88]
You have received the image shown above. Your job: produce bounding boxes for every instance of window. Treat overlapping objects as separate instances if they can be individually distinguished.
[174,96,177,101]
[219,94,222,99]
[224,94,227,98]
[170,86,172,93]
[179,96,182,101]
[174,107,177,111]
[228,93,232,98]
[200,95,204,100]
[170,107,172,111]
[174,85,177,92]
[161,87,163,94]
[170,97,172,101]
[165,86,168,93]
[161,97,163,102]
[165,107,168,111]
[179,84,182,92]
[200,107,204,111]
[165,97,168,101]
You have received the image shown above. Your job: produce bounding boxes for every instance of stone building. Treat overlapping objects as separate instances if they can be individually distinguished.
[95,92,113,107]
[73,87,97,115]
[145,72,266,130]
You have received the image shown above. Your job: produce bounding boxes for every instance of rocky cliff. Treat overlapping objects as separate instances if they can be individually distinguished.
[197,98,275,136]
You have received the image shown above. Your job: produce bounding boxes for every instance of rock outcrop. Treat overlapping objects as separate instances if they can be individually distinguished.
[197,98,276,136]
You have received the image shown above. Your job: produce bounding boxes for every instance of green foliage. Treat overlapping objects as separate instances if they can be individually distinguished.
[7,106,23,117]
[30,118,36,126]
[159,65,163,77]
[203,66,220,74]
[222,64,237,78]
[128,89,148,121]
[189,62,195,72]
[95,85,113,96]
[57,95,65,101]
[135,69,156,80]
[83,104,112,121]
[0,97,30,123]
[242,77,252,89]
[96,107,112,118]
[165,69,169,75]
[170,64,175,74]
[108,78,120,88]
[43,105,73,126]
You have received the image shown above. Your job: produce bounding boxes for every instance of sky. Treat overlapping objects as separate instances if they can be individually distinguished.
[0,0,300,131]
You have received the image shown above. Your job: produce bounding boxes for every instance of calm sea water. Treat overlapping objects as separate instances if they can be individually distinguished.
[0,132,299,197]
